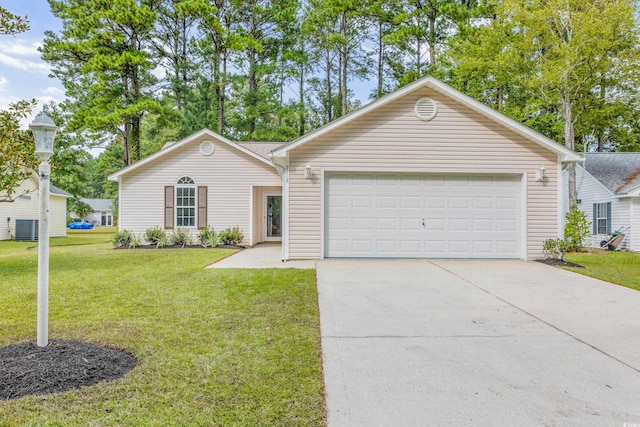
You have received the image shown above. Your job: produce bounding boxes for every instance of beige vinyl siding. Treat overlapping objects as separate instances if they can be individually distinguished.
[1,179,67,240]
[119,134,281,245]
[288,87,559,260]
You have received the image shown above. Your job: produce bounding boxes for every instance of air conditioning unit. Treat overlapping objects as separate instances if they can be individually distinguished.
[15,219,39,241]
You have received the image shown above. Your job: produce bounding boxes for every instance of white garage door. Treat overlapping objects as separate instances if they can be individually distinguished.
[324,173,521,258]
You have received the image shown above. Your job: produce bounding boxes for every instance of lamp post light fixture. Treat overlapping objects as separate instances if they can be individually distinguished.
[29,108,57,348]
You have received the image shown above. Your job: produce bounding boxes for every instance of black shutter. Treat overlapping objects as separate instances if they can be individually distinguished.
[165,186,174,229]
[606,202,612,234]
[197,186,207,229]
[592,204,597,234]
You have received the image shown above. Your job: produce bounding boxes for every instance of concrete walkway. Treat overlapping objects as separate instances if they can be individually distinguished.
[317,259,640,426]
[207,243,315,269]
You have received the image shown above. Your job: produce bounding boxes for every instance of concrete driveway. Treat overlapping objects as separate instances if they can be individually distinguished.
[317,259,640,426]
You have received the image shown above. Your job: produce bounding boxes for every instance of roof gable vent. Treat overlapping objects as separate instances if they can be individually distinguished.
[414,97,438,121]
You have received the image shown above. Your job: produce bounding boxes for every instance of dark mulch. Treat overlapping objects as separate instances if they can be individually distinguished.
[0,340,137,400]
[114,244,245,250]
[535,258,584,268]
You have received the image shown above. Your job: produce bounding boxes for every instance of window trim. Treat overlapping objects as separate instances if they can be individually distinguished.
[593,202,611,235]
[176,176,197,228]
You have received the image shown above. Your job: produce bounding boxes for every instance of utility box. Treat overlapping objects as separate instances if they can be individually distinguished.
[15,219,39,241]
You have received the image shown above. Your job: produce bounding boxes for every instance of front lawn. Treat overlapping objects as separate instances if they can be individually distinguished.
[564,250,640,291]
[0,235,324,426]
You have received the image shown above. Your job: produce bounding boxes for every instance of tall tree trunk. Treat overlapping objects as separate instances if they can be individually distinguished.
[325,50,332,123]
[299,65,305,136]
[416,37,421,76]
[562,93,577,208]
[220,53,226,136]
[248,47,257,140]
[132,116,141,162]
[597,81,606,152]
[340,11,348,116]
[428,14,436,69]
[123,122,131,166]
[377,20,384,98]
[180,16,188,113]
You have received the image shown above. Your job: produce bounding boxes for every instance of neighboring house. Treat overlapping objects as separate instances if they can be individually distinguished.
[0,176,71,240]
[563,153,640,252]
[109,76,581,260]
[80,198,114,226]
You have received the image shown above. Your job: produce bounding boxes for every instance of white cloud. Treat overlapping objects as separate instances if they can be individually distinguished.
[43,86,65,97]
[0,52,50,74]
[0,38,43,57]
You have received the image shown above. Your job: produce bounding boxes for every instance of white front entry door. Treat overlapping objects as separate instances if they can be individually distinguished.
[324,173,521,258]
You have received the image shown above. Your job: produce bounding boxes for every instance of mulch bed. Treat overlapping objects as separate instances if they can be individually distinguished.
[0,340,137,400]
[535,258,584,268]
[114,244,245,250]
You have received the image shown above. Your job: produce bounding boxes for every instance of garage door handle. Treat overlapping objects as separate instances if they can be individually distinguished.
[422,218,425,228]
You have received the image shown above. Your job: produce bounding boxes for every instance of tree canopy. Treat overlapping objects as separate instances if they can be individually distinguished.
[25,0,640,200]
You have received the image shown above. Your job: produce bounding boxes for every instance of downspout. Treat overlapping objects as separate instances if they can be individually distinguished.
[271,155,289,261]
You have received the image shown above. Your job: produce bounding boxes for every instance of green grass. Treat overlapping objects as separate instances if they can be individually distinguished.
[0,234,325,426]
[564,250,640,291]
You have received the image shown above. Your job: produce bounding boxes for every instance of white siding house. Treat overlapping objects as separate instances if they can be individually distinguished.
[564,153,640,252]
[111,76,581,259]
[80,198,114,226]
[0,177,70,240]
[108,130,283,246]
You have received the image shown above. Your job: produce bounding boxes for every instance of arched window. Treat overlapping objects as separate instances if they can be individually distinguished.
[176,176,196,227]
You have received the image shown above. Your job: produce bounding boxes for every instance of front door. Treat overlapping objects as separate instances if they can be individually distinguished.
[265,194,282,241]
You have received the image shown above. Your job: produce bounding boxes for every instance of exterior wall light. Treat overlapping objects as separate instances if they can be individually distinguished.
[536,165,546,182]
[304,164,312,179]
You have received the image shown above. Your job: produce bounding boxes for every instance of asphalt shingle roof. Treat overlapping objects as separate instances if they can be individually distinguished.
[583,153,640,195]
[50,184,71,197]
[237,142,284,159]
[81,198,113,212]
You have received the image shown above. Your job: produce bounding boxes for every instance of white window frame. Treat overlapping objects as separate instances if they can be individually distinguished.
[595,202,608,234]
[176,176,197,227]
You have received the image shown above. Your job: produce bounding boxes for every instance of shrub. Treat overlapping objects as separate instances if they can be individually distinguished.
[145,226,166,245]
[219,226,244,246]
[564,206,591,252]
[198,226,217,248]
[112,230,132,248]
[130,233,142,249]
[170,227,190,247]
[543,238,570,261]
[156,233,169,248]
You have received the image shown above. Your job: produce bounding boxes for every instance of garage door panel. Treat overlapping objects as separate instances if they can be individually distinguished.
[352,195,373,208]
[325,173,521,258]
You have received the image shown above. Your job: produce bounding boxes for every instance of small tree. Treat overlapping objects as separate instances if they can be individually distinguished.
[68,197,94,221]
[564,205,591,252]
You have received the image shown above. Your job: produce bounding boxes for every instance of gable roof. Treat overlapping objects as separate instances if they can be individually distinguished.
[237,142,284,159]
[81,198,113,212]
[50,184,72,197]
[272,76,582,162]
[583,153,640,195]
[108,129,275,181]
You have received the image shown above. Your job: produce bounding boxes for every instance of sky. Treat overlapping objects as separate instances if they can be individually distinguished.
[0,0,65,127]
[0,0,374,132]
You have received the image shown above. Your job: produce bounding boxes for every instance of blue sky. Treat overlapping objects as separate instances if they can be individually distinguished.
[0,0,65,126]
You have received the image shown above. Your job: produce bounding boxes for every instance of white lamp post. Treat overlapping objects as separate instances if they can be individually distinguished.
[29,108,57,348]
